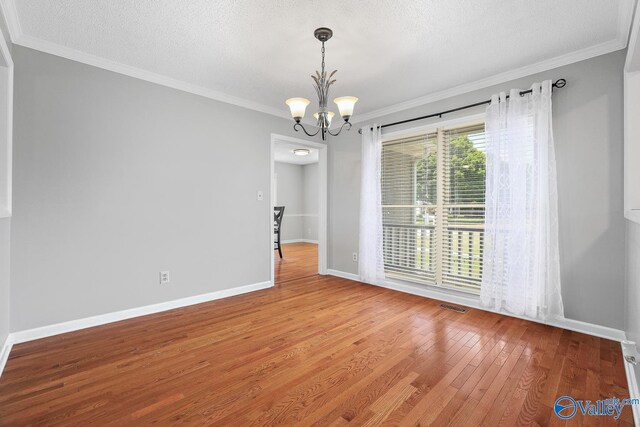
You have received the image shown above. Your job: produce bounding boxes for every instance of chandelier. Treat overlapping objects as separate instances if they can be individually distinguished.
[285,28,358,141]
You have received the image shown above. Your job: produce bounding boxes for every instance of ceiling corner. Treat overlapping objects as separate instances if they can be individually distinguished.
[618,0,638,48]
[0,0,22,42]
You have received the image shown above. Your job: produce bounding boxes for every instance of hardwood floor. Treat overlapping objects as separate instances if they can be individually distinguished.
[0,251,633,425]
[275,242,318,283]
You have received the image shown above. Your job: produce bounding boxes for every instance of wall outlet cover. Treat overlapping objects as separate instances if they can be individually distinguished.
[160,271,170,284]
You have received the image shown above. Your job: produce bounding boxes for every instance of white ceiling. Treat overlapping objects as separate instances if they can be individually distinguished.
[274,142,319,165]
[1,0,635,122]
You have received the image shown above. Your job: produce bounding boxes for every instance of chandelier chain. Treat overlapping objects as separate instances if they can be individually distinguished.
[321,42,325,75]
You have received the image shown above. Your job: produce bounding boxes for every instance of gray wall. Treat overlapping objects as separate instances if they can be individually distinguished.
[5,44,629,333]
[0,218,9,346]
[0,8,11,347]
[274,161,318,242]
[328,50,627,330]
[302,163,319,241]
[626,220,640,385]
[275,161,304,241]
[10,46,293,331]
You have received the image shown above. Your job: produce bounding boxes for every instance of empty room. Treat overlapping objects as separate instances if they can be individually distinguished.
[0,0,640,425]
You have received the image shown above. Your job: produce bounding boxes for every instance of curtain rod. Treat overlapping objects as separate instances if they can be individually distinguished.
[359,78,567,134]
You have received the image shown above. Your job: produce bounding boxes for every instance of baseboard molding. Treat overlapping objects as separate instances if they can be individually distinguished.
[551,317,627,342]
[0,334,14,379]
[622,342,640,426]
[326,269,626,342]
[10,280,273,345]
[327,269,359,281]
[281,239,318,244]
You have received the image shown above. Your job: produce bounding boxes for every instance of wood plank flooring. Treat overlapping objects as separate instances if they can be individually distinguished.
[275,242,318,283]
[0,244,633,425]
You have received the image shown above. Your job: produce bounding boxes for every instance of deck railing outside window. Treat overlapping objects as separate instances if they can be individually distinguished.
[381,123,486,293]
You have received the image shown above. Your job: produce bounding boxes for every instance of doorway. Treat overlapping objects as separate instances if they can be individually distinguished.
[270,134,327,285]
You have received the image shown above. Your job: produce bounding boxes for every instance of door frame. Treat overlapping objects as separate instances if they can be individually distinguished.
[270,133,328,284]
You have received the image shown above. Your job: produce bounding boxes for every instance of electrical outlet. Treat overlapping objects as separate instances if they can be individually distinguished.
[159,271,170,284]
[352,252,358,262]
[257,191,264,201]
[622,340,639,365]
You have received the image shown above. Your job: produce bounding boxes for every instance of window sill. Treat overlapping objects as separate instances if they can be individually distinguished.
[382,276,481,310]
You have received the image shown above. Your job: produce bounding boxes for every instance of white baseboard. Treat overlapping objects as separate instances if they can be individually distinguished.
[0,334,14,378]
[281,239,318,244]
[10,280,273,345]
[327,269,359,281]
[622,342,640,426]
[326,269,626,342]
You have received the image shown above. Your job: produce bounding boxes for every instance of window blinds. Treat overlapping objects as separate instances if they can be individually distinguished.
[381,122,486,293]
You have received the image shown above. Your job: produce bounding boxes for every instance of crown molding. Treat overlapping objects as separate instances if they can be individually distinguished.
[354,1,636,125]
[0,0,294,121]
[619,0,637,48]
[626,0,640,71]
[0,0,20,39]
[354,40,628,125]
[1,0,635,125]
[15,34,293,120]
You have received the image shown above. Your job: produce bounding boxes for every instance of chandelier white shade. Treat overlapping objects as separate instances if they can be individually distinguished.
[334,96,358,120]
[314,111,335,127]
[285,28,357,140]
[285,98,311,121]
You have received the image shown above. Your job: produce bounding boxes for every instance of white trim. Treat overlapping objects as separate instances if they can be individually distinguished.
[271,134,328,285]
[4,32,290,121]
[327,269,359,281]
[626,0,640,72]
[281,239,318,244]
[0,0,634,127]
[326,269,626,342]
[380,113,487,142]
[354,39,631,125]
[0,0,20,39]
[622,0,639,70]
[0,333,13,378]
[10,280,273,344]
[622,341,640,425]
[283,213,318,218]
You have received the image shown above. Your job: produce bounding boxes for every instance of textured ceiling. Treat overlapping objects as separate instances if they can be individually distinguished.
[274,142,318,165]
[3,0,634,120]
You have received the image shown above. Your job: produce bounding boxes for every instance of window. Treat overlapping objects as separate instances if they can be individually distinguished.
[381,121,486,293]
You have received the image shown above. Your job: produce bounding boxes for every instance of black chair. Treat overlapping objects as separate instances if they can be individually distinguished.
[274,206,285,258]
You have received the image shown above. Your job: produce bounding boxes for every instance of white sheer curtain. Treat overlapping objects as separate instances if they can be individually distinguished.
[359,124,385,285]
[480,80,564,322]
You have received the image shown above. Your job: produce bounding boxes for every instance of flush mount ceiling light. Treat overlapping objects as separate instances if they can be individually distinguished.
[293,148,310,156]
[285,28,358,141]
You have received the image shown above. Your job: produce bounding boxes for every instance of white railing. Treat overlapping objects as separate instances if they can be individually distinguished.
[382,223,483,291]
